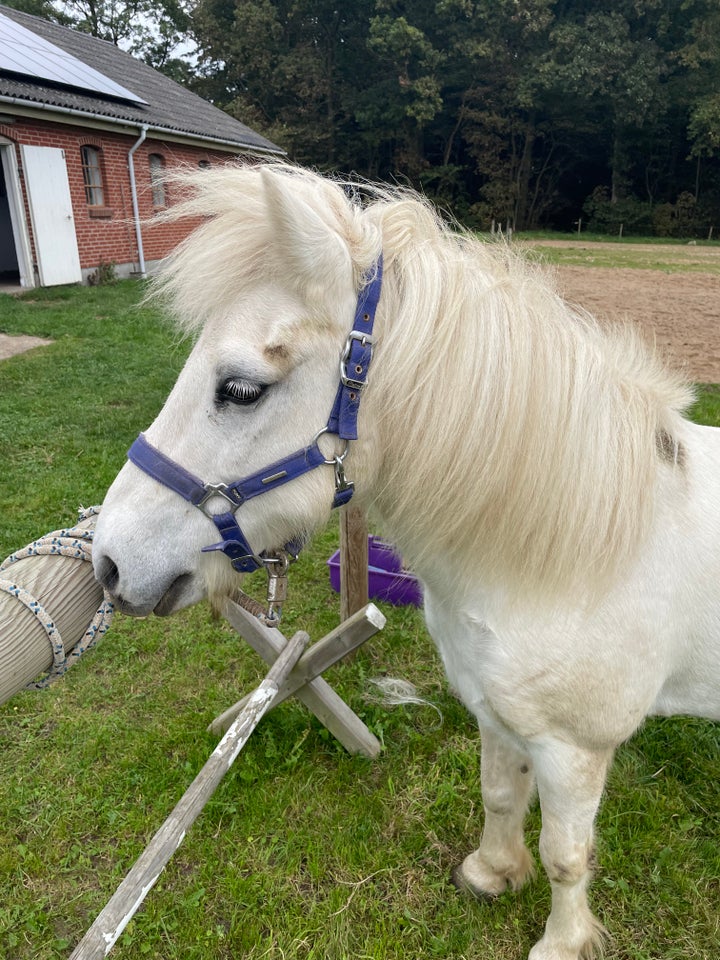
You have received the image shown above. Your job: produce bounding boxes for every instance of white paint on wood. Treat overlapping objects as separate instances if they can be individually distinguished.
[102,877,160,954]
[217,682,277,767]
[21,145,82,286]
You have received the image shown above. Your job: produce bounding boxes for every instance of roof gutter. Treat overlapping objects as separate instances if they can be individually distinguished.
[128,123,148,277]
[0,94,284,156]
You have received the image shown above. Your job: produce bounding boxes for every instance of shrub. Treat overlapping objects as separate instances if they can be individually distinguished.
[582,187,653,236]
[87,260,117,286]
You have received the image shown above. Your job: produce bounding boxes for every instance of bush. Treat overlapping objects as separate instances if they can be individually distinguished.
[583,186,718,238]
[582,187,653,236]
[87,260,117,286]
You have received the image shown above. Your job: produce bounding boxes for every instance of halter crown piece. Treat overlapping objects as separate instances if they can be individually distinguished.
[126,256,384,616]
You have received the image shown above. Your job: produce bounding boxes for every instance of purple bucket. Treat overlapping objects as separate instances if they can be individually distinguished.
[327,536,422,607]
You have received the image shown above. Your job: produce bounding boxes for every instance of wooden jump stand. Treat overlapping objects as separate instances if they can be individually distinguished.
[70,509,381,960]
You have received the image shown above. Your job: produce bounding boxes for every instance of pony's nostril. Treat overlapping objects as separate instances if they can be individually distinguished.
[95,554,120,594]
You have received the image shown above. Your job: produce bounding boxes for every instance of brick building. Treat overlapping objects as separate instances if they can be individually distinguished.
[0,5,283,288]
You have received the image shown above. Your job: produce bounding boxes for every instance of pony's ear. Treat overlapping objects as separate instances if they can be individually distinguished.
[261,167,351,291]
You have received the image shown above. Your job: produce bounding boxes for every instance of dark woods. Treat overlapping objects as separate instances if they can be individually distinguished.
[18,0,720,235]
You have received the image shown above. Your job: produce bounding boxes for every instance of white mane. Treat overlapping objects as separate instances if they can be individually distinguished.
[151,162,694,607]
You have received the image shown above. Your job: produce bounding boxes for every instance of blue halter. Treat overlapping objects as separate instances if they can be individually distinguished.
[127,256,383,574]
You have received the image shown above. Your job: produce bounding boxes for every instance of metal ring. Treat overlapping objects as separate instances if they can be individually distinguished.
[313,427,350,464]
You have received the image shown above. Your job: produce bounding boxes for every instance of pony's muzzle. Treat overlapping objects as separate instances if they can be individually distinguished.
[93,552,197,617]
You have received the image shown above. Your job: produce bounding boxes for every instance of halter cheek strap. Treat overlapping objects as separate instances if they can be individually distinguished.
[126,256,383,575]
[127,434,327,572]
[327,257,383,441]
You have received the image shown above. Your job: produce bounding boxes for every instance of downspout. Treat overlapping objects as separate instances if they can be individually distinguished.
[128,124,148,277]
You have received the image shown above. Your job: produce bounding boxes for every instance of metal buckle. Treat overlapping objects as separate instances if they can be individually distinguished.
[340,331,375,389]
[261,552,292,623]
[196,482,243,516]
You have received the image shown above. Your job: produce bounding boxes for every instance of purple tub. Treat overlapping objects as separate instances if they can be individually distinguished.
[327,536,423,607]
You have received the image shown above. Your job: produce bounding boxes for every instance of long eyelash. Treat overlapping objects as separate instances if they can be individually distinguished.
[217,377,266,406]
[224,379,261,402]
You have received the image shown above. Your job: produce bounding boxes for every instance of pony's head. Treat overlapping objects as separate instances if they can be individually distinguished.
[93,164,382,616]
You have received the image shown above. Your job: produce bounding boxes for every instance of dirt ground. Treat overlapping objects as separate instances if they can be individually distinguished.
[542,242,720,383]
[0,332,52,360]
[1,244,719,382]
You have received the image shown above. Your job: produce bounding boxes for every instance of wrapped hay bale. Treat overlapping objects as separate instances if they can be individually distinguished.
[0,508,113,706]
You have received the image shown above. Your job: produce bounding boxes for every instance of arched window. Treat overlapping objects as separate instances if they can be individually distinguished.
[149,153,166,207]
[80,145,105,206]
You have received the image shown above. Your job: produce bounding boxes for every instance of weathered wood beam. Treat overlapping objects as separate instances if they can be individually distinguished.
[69,631,308,960]
[214,599,384,758]
[339,506,369,620]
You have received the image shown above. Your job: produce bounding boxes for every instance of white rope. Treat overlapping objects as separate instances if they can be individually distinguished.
[0,506,114,688]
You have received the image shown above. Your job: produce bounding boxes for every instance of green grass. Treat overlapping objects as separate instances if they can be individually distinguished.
[0,281,719,960]
[0,281,189,547]
[517,230,720,246]
[516,239,720,274]
[690,384,720,427]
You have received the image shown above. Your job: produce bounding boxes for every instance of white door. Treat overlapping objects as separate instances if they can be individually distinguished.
[0,142,34,288]
[21,145,82,286]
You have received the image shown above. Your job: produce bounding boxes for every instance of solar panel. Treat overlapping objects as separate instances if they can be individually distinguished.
[0,11,148,105]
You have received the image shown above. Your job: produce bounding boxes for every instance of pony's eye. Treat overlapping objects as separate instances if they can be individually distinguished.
[217,378,266,406]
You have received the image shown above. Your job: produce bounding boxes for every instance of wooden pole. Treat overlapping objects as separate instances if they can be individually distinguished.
[339,506,368,621]
[215,599,384,758]
[69,631,308,960]
[0,514,106,705]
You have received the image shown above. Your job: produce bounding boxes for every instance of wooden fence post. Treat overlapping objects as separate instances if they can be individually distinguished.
[339,506,368,620]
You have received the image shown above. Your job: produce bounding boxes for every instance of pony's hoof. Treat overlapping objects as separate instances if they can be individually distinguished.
[450,863,503,901]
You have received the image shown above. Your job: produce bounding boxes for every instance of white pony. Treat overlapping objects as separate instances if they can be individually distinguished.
[93,163,720,960]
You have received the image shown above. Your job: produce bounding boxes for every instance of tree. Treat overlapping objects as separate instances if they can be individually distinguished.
[192,0,376,166]
[425,0,563,228]
[359,7,444,176]
[16,0,719,233]
[1,0,62,18]
[542,4,674,204]
[6,0,194,75]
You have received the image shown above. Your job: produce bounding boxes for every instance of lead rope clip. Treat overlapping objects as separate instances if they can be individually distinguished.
[332,455,355,507]
[262,552,292,624]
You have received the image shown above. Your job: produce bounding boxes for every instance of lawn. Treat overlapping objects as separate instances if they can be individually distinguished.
[0,278,718,960]
[516,236,720,275]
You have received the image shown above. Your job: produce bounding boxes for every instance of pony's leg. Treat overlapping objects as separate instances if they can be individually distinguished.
[527,740,612,960]
[452,723,536,897]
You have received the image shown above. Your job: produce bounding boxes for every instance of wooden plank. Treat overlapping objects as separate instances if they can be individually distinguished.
[339,506,369,620]
[215,599,384,758]
[69,632,308,960]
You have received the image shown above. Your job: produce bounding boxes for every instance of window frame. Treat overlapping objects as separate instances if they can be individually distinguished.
[148,153,166,208]
[80,145,105,207]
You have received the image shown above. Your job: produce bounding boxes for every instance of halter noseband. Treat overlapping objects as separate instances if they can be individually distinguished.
[126,256,383,580]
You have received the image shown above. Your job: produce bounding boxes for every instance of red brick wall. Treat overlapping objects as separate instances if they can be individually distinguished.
[1,116,246,277]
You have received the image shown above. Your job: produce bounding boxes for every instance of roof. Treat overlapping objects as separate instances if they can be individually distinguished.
[0,5,283,154]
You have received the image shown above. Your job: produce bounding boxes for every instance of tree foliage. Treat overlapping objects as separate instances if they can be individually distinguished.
[11,0,720,233]
[6,0,194,75]
[188,0,720,232]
